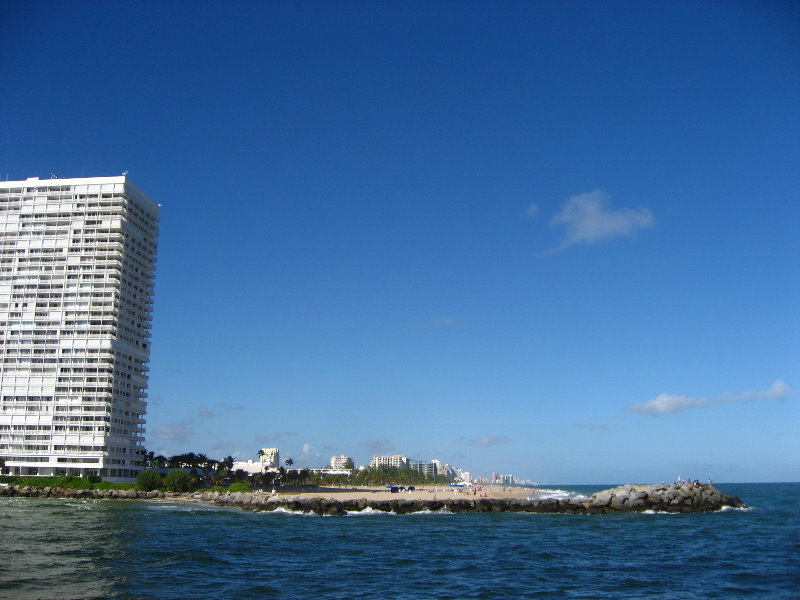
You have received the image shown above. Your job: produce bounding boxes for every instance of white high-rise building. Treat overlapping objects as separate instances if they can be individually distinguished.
[259,447,280,469]
[0,176,159,481]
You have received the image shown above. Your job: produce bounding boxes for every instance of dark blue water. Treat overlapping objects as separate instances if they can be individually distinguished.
[1,483,798,599]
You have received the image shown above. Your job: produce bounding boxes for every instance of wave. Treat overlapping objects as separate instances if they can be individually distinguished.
[641,509,679,515]
[345,506,397,516]
[718,505,752,512]
[262,506,318,516]
[63,501,93,510]
[535,488,589,500]
[346,506,451,516]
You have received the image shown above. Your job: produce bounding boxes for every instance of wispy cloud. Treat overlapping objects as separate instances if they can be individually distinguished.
[465,435,510,447]
[548,190,654,251]
[628,380,790,415]
[256,432,297,443]
[525,203,539,218]
[575,422,609,431]
[216,401,246,411]
[362,439,395,453]
[153,421,193,442]
[197,407,214,419]
[433,316,457,327]
[408,316,459,329]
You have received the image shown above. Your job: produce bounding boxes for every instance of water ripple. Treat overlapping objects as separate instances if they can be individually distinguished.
[0,483,798,599]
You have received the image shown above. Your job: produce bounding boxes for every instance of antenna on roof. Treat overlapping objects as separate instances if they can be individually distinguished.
[122,171,129,176]
[50,173,59,179]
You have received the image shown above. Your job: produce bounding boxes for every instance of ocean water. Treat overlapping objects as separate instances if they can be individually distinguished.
[1,483,798,599]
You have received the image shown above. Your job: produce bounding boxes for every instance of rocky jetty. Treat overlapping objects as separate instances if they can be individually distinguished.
[0,482,746,515]
[585,483,745,513]
[212,482,746,516]
[0,485,172,500]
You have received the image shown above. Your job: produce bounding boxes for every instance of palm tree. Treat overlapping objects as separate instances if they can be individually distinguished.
[221,455,234,472]
[196,453,213,481]
[285,458,294,468]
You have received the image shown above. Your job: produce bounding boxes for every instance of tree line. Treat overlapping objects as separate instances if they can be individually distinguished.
[137,450,455,493]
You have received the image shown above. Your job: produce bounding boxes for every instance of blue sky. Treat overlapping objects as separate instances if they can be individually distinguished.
[2,1,798,483]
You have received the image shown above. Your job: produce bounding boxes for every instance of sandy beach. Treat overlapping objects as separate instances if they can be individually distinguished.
[268,485,538,503]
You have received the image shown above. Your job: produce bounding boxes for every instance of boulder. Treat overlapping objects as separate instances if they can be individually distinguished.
[590,490,612,507]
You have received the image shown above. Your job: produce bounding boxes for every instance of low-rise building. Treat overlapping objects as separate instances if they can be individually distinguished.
[231,459,266,475]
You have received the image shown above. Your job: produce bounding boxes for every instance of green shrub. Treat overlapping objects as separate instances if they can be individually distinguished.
[227,482,250,493]
[19,476,92,489]
[163,469,194,493]
[136,469,164,492]
[94,481,136,491]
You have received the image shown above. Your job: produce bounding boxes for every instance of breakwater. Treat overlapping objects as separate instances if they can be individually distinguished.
[212,483,746,515]
[0,482,746,514]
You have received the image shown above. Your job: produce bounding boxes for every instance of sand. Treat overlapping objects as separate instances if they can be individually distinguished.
[267,485,537,503]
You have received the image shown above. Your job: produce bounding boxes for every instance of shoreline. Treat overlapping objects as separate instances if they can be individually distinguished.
[0,483,747,515]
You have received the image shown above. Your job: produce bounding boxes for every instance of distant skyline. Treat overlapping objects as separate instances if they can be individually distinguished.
[2,2,798,483]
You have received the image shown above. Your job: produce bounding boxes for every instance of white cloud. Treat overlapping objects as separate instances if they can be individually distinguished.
[299,443,321,466]
[550,190,654,250]
[467,435,510,447]
[525,202,539,218]
[629,380,791,415]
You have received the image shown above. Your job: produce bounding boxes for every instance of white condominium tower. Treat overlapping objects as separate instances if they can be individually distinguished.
[0,176,159,481]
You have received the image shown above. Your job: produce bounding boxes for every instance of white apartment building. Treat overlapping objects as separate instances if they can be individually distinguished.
[369,454,408,469]
[330,454,354,469]
[0,176,159,481]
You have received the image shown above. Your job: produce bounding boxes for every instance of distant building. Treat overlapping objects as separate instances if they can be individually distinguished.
[231,459,265,475]
[330,455,354,469]
[259,448,279,469]
[453,468,471,483]
[432,459,451,477]
[409,460,437,478]
[315,468,352,476]
[370,454,408,469]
